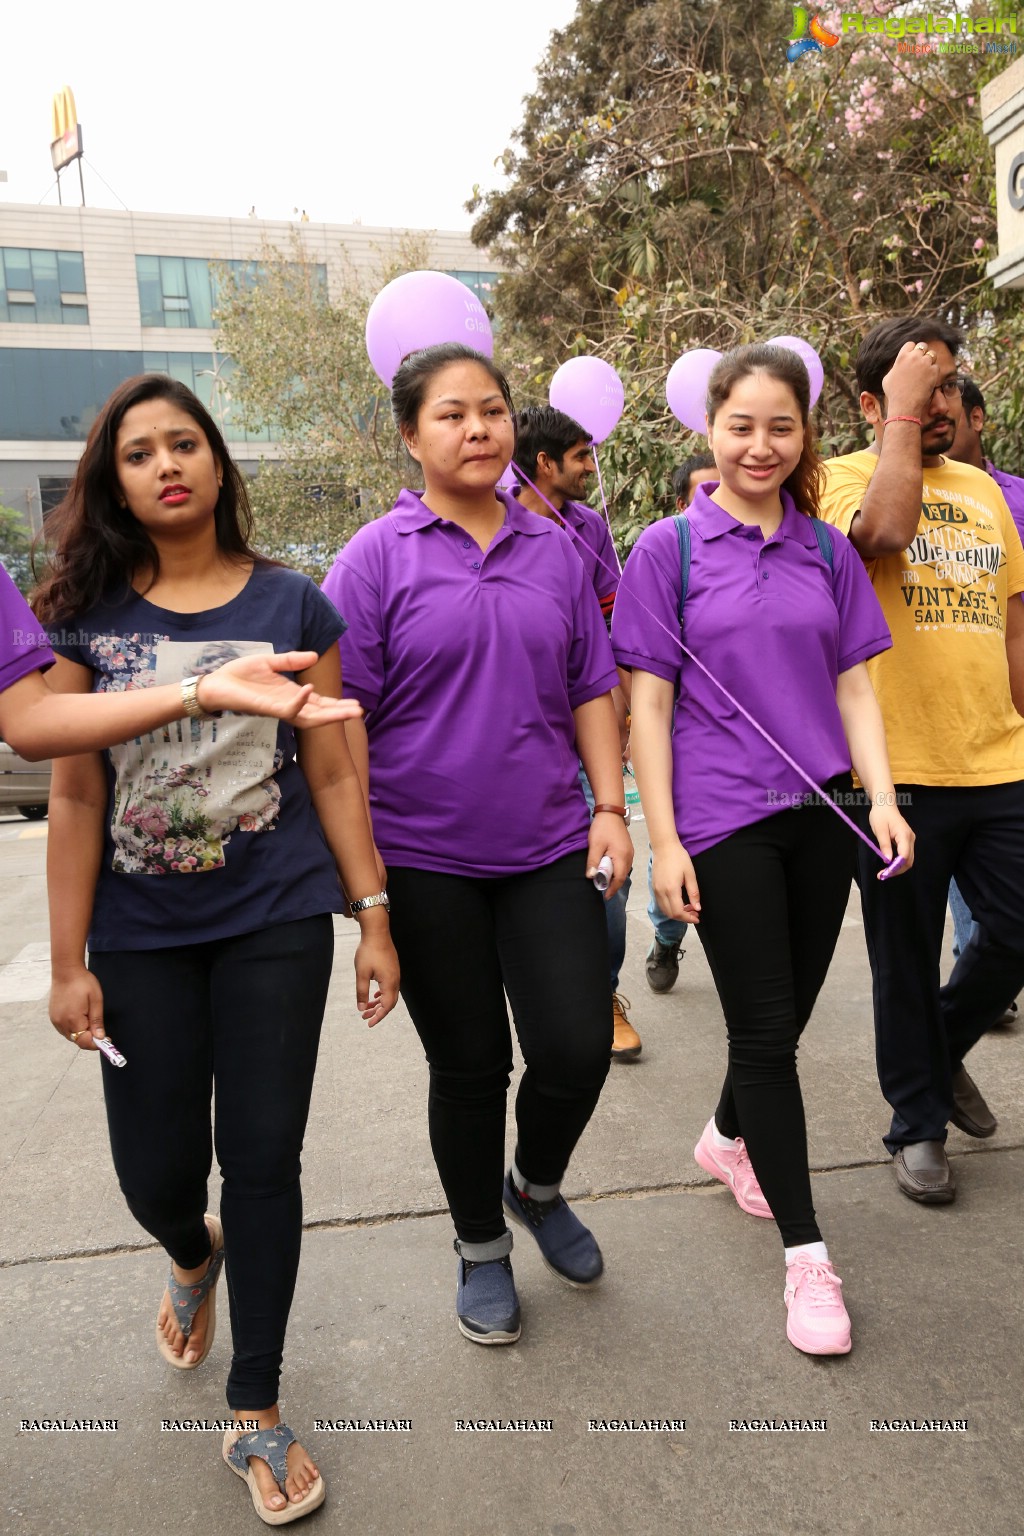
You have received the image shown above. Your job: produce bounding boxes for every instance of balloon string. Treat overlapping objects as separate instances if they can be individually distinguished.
[509,459,887,865]
[591,448,622,575]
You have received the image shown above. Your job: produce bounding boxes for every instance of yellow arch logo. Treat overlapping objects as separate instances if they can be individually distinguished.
[51,86,78,142]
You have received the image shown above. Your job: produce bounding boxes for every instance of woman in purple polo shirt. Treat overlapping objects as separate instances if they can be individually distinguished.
[322,341,632,1345]
[615,344,914,1357]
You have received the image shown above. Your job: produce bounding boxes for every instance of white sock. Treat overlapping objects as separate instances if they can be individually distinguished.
[784,1241,829,1266]
[711,1122,739,1150]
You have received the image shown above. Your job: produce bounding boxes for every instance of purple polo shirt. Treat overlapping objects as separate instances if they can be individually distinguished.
[0,565,54,692]
[987,461,1024,548]
[611,484,892,856]
[512,492,619,617]
[321,487,619,877]
[560,500,620,615]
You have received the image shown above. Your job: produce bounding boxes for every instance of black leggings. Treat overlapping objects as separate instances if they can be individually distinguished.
[386,852,612,1246]
[691,792,854,1247]
[89,913,334,1409]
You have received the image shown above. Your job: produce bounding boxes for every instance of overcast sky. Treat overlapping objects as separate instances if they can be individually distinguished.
[0,0,579,232]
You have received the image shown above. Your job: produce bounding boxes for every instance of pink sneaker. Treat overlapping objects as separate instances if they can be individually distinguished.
[784,1257,852,1356]
[693,1118,773,1218]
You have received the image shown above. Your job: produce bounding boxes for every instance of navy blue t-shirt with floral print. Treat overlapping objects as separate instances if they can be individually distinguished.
[51,563,348,951]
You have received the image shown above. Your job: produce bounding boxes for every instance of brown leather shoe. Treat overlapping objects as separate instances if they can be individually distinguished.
[892,1140,956,1204]
[611,993,642,1062]
[950,1066,997,1138]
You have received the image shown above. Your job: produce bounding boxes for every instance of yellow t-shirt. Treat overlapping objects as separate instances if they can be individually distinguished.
[820,449,1024,786]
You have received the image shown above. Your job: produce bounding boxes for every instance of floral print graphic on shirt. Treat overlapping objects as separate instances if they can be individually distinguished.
[88,635,281,874]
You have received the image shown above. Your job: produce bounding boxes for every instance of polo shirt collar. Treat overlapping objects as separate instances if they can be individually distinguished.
[510,483,583,534]
[389,486,549,536]
[987,460,1020,489]
[685,483,818,546]
[501,488,552,535]
[558,499,590,532]
[389,488,439,533]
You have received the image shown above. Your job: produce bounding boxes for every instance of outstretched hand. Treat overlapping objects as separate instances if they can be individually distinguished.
[196,651,364,729]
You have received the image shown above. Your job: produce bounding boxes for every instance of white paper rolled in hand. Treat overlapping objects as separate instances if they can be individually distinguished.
[94,1036,127,1068]
[592,855,614,892]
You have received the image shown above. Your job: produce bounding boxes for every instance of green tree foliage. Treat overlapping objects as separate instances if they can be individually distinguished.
[0,505,33,595]
[471,0,1024,549]
[214,233,431,576]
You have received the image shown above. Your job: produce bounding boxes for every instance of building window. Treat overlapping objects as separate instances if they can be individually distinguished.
[137,256,326,329]
[0,348,270,444]
[446,270,499,305]
[0,248,88,324]
[38,476,74,517]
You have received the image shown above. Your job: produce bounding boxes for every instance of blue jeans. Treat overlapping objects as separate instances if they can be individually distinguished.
[948,879,977,961]
[647,850,688,950]
[579,766,631,992]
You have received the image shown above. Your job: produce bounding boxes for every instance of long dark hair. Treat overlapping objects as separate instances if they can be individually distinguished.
[32,374,263,624]
[706,344,823,519]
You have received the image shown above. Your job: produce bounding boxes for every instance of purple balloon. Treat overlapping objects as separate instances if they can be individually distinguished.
[666,349,722,434]
[549,357,624,444]
[365,270,494,387]
[497,460,519,491]
[770,335,825,407]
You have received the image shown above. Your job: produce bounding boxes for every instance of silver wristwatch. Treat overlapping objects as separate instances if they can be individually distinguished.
[349,891,390,915]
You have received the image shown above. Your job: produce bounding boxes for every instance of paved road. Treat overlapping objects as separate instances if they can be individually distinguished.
[2,815,1021,1535]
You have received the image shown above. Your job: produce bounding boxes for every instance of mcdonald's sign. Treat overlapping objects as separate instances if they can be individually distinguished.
[50,86,83,172]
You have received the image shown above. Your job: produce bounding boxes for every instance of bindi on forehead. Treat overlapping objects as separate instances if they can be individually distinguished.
[119,420,201,443]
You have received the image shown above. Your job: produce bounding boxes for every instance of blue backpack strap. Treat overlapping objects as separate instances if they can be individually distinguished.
[674,513,691,625]
[676,514,830,623]
[809,515,834,571]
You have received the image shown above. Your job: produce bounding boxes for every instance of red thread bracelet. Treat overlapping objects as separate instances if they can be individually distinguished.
[592,804,628,818]
[883,415,922,427]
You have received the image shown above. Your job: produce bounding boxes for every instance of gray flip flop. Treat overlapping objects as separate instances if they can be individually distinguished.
[156,1212,224,1369]
[223,1423,326,1525]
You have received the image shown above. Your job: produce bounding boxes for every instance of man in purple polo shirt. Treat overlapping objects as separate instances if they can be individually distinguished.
[946,378,1024,1021]
[949,379,1024,543]
[514,404,643,1062]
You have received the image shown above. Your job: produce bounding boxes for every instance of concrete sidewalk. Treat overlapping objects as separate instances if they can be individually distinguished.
[2,816,1022,1535]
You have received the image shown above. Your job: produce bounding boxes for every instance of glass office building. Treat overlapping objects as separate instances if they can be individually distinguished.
[0,206,498,531]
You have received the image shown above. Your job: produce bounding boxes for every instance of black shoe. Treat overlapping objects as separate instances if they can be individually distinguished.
[892,1141,956,1204]
[949,1066,997,1138]
[645,938,682,994]
[993,1000,1018,1028]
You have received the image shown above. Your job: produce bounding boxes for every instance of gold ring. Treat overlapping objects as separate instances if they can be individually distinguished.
[70,1031,80,1042]
[916,342,927,352]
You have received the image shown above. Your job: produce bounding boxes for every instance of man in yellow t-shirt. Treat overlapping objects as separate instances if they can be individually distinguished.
[821,316,1024,1207]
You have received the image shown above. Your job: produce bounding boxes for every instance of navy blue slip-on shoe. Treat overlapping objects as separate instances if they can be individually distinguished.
[455,1250,521,1344]
[502,1172,603,1288]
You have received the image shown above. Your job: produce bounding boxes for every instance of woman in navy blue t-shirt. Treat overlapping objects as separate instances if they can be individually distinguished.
[35,374,399,1525]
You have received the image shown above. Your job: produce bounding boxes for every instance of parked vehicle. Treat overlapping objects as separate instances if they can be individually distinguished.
[0,737,51,819]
